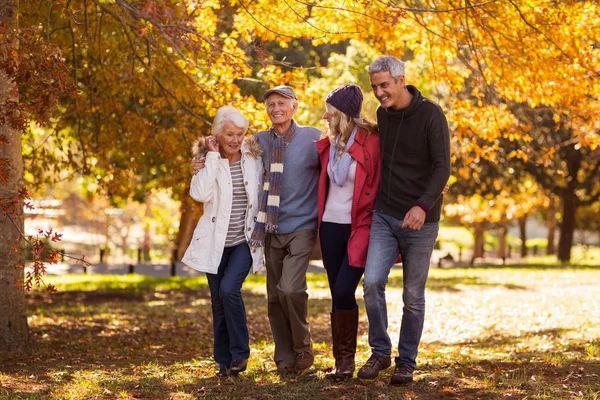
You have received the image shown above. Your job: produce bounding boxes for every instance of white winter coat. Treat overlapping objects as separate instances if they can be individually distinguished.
[182,137,265,274]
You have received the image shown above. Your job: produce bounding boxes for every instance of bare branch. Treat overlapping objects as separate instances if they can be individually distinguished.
[378,0,500,13]
[5,213,90,266]
[237,0,310,39]
[282,0,370,35]
[291,0,387,22]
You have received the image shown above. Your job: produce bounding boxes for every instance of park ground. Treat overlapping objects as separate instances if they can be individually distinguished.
[1,266,599,399]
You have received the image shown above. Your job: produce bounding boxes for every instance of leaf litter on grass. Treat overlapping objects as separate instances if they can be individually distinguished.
[1,267,599,399]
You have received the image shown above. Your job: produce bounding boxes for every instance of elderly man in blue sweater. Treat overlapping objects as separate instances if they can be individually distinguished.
[249,86,321,374]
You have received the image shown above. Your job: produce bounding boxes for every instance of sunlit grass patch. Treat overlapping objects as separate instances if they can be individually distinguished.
[42,274,209,293]
[585,343,599,358]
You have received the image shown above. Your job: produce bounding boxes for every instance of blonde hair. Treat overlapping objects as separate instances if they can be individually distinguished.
[324,104,378,159]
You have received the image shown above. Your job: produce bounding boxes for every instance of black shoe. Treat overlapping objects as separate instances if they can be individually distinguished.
[216,368,229,377]
[229,359,248,376]
[390,364,414,385]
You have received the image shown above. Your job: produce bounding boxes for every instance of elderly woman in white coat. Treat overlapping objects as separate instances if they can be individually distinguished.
[182,106,264,377]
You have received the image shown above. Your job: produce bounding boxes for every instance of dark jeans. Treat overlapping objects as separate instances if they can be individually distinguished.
[320,222,364,311]
[206,242,252,369]
[362,211,439,370]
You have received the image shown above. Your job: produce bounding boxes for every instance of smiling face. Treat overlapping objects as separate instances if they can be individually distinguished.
[265,93,298,127]
[369,70,405,110]
[217,121,245,157]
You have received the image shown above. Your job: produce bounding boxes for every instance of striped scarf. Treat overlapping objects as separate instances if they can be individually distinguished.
[249,120,297,247]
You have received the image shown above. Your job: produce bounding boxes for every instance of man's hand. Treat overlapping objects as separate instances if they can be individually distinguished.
[402,206,426,230]
[442,183,449,195]
[192,157,205,174]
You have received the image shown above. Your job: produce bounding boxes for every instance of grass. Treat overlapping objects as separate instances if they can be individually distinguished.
[1,266,599,399]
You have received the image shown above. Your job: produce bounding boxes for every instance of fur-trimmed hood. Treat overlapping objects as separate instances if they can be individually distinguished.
[191,135,263,159]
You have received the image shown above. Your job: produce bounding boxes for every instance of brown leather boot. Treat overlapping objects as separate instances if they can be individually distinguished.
[330,311,339,360]
[327,307,358,380]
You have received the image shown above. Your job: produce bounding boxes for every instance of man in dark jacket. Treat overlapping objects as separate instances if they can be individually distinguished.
[357,55,451,385]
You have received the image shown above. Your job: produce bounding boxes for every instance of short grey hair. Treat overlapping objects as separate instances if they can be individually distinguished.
[368,55,405,81]
[212,106,249,136]
[264,97,298,107]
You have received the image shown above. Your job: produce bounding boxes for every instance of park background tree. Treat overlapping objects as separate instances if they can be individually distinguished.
[2,0,600,355]
[0,0,29,354]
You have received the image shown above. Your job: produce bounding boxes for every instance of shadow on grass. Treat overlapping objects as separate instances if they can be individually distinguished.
[97,376,171,399]
[412,357,600,400]
[15,286,338,374]
[427,327,576,349]
[89,355,600,400]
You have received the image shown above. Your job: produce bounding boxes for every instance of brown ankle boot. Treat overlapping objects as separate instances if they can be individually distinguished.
[327,307,358,380]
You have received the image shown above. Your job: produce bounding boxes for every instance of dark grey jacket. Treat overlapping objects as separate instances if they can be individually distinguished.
[375,85,451,223]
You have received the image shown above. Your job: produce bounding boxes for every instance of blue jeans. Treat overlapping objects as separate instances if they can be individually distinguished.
[362,211,439,370]
[206,242,252,369]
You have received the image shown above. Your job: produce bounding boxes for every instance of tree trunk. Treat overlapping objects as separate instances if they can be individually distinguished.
[546,196,557,255]
[558,192,577,263]
[174,193,202,261]
[120,225,130,262]
[0,0,30,354]
[518,215,528,257]
[142,194,152,262]
[497,224,507,260]
[471,223,485,264]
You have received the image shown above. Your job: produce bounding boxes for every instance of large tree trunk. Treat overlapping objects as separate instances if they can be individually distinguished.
[518,215,528,257]
[0,0,30,355]
[174,193,202,261]
[558,192,577,263]
[546,196,557,255]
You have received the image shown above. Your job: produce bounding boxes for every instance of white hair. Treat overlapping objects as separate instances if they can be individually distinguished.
[212,106,249,136]
[368,55,405,81]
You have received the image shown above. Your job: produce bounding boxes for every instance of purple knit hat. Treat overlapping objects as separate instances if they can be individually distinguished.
[325,84,363,119]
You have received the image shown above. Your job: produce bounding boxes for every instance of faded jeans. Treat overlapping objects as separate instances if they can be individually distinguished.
[362,211,439,370]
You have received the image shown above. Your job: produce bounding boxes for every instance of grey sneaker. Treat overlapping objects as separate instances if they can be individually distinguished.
[357,354,391,379]
[390,363,414,385]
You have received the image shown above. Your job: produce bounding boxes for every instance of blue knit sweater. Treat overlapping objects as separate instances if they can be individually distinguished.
[256,122,321,234]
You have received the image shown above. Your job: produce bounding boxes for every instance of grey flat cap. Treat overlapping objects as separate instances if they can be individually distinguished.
[263,85,297,101]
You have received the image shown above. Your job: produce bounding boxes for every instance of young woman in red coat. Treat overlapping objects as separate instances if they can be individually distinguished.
[316,84,381,379]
